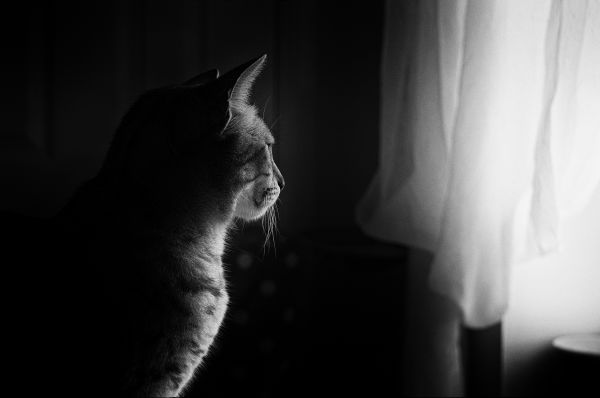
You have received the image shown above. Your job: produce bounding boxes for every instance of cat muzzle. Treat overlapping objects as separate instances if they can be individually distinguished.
[262,187,279,203]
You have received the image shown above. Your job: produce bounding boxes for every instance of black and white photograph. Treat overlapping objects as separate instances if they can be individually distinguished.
[1,1,599,396]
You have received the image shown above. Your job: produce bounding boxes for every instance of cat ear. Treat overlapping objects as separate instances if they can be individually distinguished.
[183,68,220,86]
[218,54,267,105]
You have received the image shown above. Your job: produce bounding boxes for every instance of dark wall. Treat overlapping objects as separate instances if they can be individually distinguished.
[0,0,383,236]
[311,2,383,230]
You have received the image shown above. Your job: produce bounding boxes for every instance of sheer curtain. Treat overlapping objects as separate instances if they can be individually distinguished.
[357,0,600,327]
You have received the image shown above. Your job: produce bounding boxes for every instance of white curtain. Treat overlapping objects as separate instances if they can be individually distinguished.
[357,0,600,327]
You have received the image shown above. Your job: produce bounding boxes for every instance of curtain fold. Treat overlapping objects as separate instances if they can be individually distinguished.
[357,0,600,327]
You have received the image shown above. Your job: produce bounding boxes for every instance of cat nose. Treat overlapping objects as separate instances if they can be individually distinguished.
[271,162,284,190]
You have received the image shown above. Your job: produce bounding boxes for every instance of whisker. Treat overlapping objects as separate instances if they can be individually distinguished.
[271,204,278,256]
[260,203,280,257]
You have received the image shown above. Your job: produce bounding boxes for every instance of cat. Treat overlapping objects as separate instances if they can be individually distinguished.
[1,54,283,396]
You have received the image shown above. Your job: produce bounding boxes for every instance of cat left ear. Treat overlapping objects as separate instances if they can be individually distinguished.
[217,54,267,105]
[183,68,220,86]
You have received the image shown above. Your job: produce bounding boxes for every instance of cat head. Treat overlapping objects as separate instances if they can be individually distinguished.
[102,55,284,224]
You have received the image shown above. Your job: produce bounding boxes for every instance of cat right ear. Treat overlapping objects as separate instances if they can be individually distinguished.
[216,55,267,106]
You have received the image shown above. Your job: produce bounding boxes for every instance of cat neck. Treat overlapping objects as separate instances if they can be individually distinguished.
[60,174,236,261]
[180,223,229,262]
